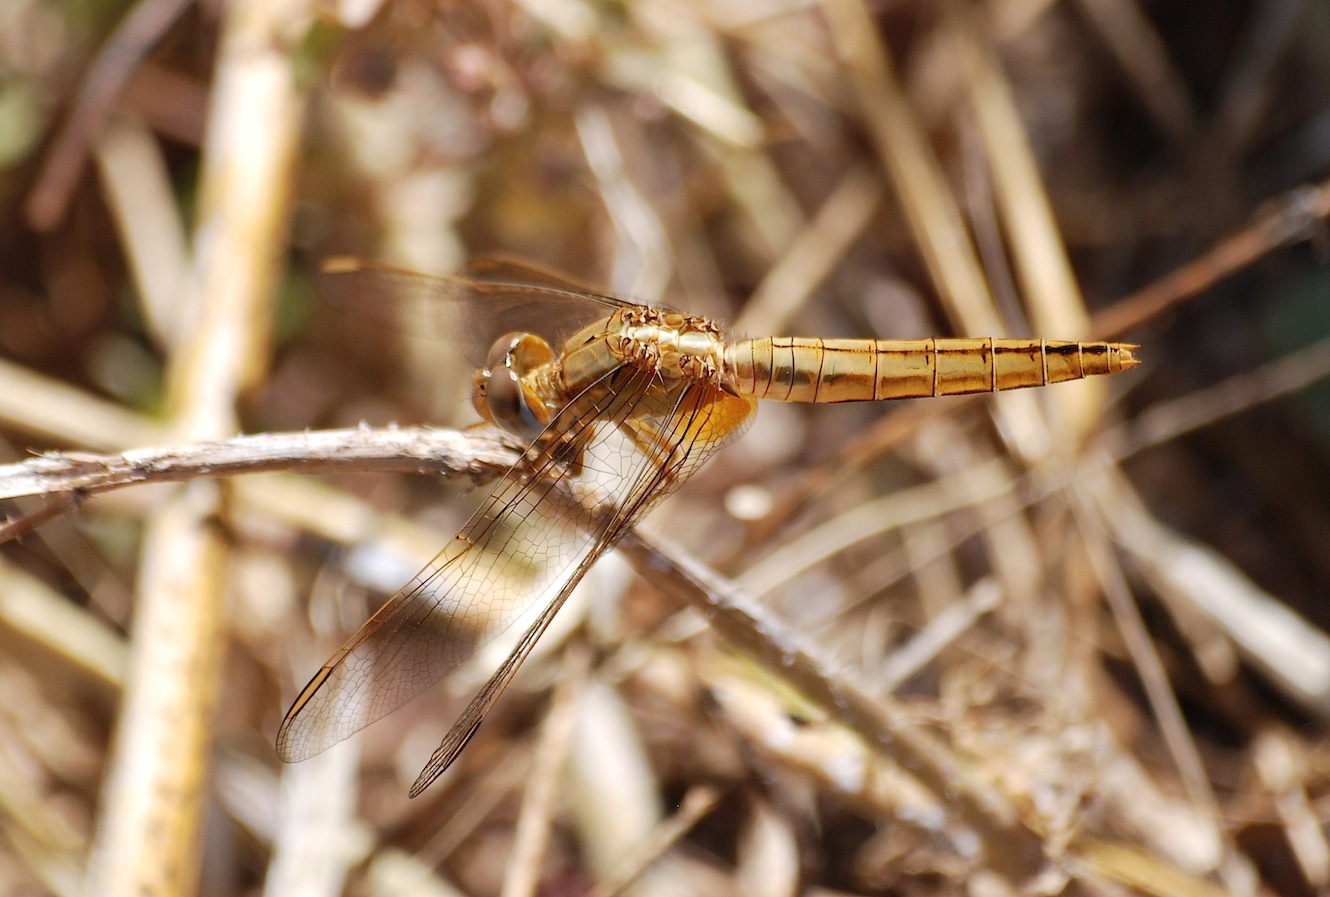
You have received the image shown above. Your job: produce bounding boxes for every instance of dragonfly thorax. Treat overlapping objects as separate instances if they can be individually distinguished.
[609,308,727,383]
[554,307,728,396]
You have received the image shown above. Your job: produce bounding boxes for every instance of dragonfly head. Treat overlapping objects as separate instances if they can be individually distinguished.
[472,332,556,441]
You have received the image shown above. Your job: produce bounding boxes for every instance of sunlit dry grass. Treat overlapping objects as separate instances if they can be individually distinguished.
[1,1,1330,896]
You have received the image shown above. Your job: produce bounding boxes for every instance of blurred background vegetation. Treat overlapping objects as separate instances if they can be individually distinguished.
[1,0,1330,895]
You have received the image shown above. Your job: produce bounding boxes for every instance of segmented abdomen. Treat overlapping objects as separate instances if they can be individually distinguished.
[723,337,1139,402]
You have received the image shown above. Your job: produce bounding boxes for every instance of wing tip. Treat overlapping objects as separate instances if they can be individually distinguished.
[408,716,485,798]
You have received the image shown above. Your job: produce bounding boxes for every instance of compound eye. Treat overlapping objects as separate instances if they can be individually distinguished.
[486,332,553,374]
[486,333,527,371]
[484,366,547,441]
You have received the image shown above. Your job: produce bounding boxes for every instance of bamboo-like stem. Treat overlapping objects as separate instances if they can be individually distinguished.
[83,0,312,892]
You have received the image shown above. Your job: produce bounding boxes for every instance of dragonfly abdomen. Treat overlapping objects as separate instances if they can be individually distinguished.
[724,337,1139,402]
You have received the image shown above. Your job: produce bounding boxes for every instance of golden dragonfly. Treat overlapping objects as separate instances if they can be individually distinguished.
[277,257,1138,797]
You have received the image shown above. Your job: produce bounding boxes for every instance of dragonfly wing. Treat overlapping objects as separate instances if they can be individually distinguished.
[462,256,632,304]
[277,360,756,775]
[406,373,758,795]
[276,459,594,762]
[319,257,632,360]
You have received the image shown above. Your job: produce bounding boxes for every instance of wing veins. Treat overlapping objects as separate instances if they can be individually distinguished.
[278,357,668,761]
[408,376,718,794]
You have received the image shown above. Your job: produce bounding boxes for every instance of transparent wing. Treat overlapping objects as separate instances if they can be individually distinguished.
[462,255,628,299]
[319,257,638,360]
[276,360,756,783]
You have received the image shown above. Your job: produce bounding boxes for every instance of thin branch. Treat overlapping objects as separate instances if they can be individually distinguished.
[0,427,516,507]
[586,785,722,897]
[0,493,84,544]
[24,0,197,230]
[1091,177,1330,339]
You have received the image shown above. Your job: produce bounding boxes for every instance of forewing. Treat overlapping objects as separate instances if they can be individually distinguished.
[276,361,756,779]
[319,257,632,361]
[276,399,610,763]
[405,374,758,794]
[462,256,629,301]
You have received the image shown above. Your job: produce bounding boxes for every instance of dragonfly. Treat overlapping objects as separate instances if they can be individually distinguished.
[277,257,1139,797]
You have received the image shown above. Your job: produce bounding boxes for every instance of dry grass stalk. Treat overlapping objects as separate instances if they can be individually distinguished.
[2,1,1329,895]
